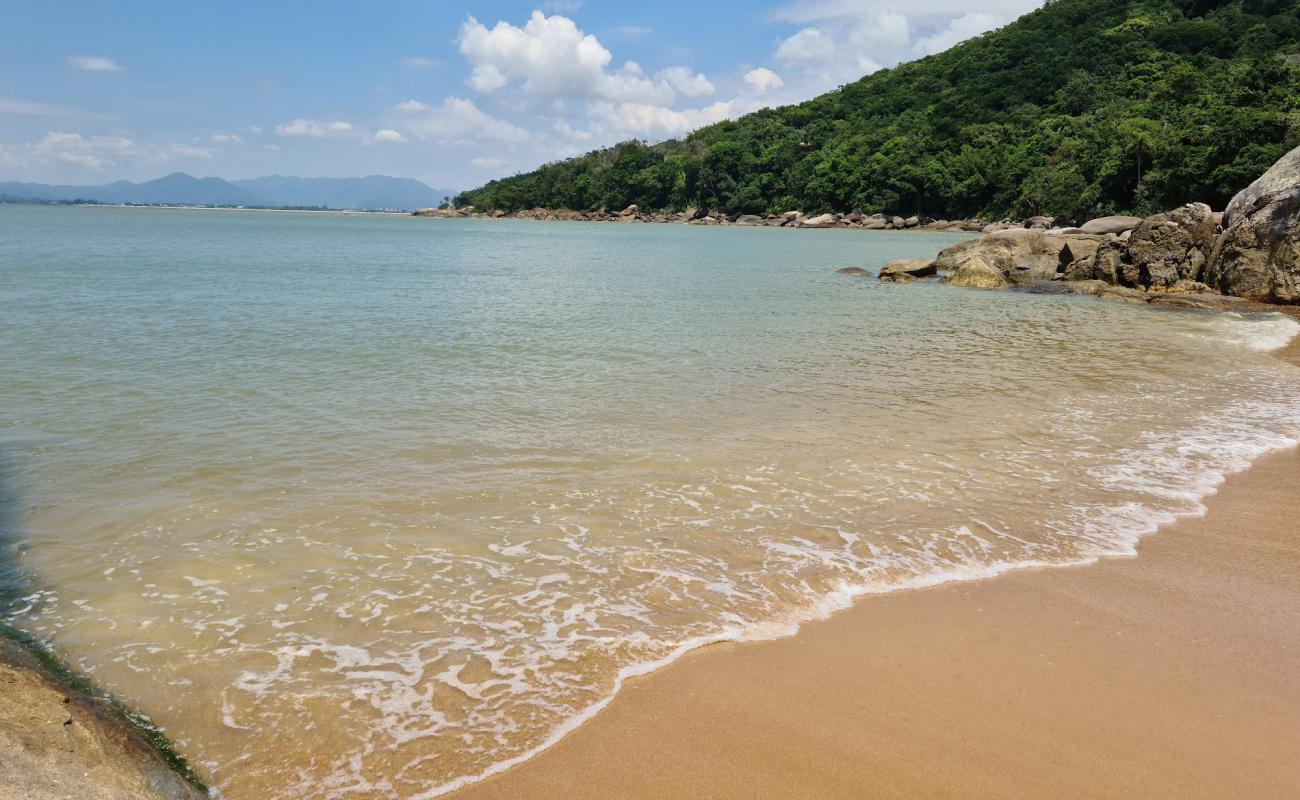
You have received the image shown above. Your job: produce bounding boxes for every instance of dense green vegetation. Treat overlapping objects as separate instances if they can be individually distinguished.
[456,0,1300,222]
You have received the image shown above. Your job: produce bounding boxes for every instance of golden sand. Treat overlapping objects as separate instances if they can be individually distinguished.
[452,408,1300,798]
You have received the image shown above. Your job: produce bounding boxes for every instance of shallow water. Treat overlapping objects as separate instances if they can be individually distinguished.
[2,206,1298,798]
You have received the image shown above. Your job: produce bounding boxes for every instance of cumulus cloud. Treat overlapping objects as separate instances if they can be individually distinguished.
[68,55,122,72]
[457,11,714,108]
[210,133,244,144]
[373,128,406,143]
[275,119,355,137]
[744,68,785,93]
[393,97,528,144]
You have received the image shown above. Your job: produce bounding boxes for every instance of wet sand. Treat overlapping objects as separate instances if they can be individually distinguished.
[452,349,1300,799]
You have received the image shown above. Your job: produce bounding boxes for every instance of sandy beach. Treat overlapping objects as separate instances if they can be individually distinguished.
[452,344,1300,800]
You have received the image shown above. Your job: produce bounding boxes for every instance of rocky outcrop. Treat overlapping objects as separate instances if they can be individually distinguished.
[1079,215,1142,236]
[0,639,206,800]
[877,259,937,283]
[1123,203,1217,288]
[936,229,1105,284]
[1204,145,1300,304]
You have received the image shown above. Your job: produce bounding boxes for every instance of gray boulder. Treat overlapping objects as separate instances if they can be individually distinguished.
[734,214,764,226]
[1224,144,1300,228]
[1025,215,1054,230]
[1204,145,1300,303]
[1080,215,1142,235]
[1124,203,1217,288]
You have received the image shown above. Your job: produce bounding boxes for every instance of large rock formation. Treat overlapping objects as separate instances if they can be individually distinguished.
[936,229,1104,284]
[946,257,1007,289]
[1205,145,1300,303]
[1100,203,1219,288]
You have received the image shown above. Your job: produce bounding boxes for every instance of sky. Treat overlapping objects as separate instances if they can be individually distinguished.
[0,1,1044,190]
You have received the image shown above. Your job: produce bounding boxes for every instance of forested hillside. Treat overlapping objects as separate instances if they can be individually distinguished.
[455,0,1300,222]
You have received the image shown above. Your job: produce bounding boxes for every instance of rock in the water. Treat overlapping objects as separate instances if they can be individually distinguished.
[734,214,764,226]
[936,229,1103,284]
[877,259,937,283]
[1204,145,1300,303]
[946,257,1007,289]
[1080,215,1142,236]
[903,216,920,228]
[836,267,871,276]
[619,204,639,217]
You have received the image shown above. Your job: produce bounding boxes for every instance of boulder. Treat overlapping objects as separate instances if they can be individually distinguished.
[734,214,764,226]
[1025,215,1054,230]
[1124,203,1217,288]
[800,213,838,228]
[782,210,802,221]
[1224,144,1300,228]
[1203,145,1300,303]
[619,204,639,217]
[878,259,938,283]
[935,229,1103,284]
[1079,215,1142,235]
[891,216,907,229]
[903,216,920,228]
[861,218,888,230]
[836,267,871,276]
[946,257,1007,289]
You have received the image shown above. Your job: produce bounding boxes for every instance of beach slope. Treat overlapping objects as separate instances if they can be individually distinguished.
[452,444,1300,799]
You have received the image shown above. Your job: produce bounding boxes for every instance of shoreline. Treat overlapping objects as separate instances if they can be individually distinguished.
[444,339,1300,799]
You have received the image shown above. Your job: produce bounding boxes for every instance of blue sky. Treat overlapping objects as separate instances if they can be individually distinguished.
[0,1,1043,190]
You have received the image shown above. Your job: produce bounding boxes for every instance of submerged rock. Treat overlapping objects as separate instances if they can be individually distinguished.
[836,267,872,276]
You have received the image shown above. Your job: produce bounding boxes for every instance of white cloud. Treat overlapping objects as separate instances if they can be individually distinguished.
[394,97,528,144]
[914,12,1003,55]
[275,119,356,137]
[744,68,784,93]
[68,55,122,72]
[374,128,406,143]
[471,157,508,169]
[767,1,1041,94]
[21,132,138,170]
[457,12,671,105]
[403,57,437,68]
[656,66,715,99]
[210,133,244,144]
[585,100,736,139]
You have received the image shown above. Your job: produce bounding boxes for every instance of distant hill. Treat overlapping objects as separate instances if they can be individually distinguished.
[457,0,1300,222]
[0,172,455,211]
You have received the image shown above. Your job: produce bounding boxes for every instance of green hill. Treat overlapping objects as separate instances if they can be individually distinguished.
[455,0,1300,222]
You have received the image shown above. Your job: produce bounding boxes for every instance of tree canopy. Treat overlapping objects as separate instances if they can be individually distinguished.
[455,0,1300,223]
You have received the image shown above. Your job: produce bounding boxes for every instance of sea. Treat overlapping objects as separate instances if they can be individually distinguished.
[2,205,1298,798]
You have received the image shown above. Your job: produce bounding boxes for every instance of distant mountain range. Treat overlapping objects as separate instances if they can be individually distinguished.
[0,172,456,211]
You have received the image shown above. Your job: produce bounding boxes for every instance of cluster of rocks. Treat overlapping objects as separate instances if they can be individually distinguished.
[414,204,992,232]
[853,145,1300,308]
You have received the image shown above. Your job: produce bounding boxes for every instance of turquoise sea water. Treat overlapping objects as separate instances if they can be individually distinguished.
[2,206,1298,798]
